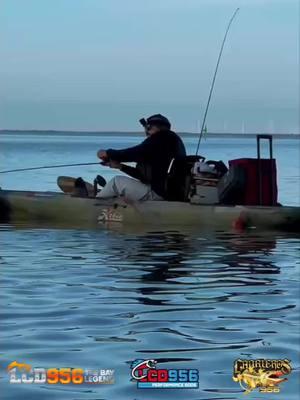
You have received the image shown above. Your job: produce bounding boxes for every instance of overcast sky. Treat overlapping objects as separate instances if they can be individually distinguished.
[0,0,299,132]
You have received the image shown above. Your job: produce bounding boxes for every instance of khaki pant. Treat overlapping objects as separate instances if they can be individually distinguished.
[97,176,162,201]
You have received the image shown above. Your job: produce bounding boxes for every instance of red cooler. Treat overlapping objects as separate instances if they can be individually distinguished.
[229,135,278,206]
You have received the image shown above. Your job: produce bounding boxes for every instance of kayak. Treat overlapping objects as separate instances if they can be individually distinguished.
[1,189,300,232]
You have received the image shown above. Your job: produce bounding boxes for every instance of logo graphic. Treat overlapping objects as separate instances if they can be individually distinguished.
[130,359,199,389]
[98,208,123,223]
[233,359,291,394]
[7,361,114,385]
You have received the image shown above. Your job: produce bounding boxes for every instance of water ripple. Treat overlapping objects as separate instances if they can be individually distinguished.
[1,228,299,399]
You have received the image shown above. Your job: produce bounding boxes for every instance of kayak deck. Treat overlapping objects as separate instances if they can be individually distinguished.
[1,190,300,232]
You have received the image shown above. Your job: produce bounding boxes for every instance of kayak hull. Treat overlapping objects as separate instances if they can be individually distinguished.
[1,190,300,232]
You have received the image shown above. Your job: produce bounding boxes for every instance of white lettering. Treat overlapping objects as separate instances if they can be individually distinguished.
[33,368,47,384]
[21,371,34,384]
[8,367,22,384]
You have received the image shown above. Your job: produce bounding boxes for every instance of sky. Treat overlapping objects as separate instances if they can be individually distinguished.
[0,0,299,132]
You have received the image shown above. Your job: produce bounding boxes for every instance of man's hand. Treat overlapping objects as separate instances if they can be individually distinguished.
[97,150,108,161]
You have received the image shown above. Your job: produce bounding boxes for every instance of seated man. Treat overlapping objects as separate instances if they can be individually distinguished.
[97,114,186,201]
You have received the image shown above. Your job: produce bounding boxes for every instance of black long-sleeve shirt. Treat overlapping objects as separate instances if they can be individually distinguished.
[119,164,143,180]
[106,130,186,198]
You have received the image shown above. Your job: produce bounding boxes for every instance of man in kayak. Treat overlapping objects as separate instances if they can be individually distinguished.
[97,114,186,201]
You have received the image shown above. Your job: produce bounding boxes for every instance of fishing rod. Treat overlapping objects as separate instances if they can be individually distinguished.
[195,7,240,155]
[0,162,101,174]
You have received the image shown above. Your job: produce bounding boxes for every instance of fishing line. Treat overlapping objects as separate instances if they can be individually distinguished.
[196,7,240,155]
[0,162,101,174]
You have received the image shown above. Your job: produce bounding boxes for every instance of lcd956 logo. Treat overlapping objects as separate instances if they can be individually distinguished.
[7,361,114,385]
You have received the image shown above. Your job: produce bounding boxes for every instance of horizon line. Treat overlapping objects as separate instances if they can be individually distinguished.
[1,129,299,135]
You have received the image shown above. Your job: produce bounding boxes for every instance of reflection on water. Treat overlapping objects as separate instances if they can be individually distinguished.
[1,227,299,399]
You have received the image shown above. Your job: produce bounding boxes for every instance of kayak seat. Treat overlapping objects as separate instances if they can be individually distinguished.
[165,155,202,201]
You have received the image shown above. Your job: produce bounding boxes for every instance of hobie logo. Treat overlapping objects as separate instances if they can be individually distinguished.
[98,208,123,223]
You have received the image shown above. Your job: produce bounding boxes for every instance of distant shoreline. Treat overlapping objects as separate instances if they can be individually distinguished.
[0,129,299,139]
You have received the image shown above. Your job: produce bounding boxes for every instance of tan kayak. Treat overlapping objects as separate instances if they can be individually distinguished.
[0,189,299,232]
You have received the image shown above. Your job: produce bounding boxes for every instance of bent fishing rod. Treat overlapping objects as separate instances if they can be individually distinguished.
[196,7,240,155]
[1,10,239,172]
[0,162,101,174]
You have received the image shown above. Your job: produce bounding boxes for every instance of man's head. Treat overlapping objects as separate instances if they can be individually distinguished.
[139,114,171,136]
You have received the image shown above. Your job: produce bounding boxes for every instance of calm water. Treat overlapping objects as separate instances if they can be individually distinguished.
[1,133,300,399]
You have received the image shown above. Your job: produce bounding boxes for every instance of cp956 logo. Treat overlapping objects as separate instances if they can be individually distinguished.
[130,359,199,389]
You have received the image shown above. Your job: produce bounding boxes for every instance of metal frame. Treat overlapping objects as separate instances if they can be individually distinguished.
[256,134,274,205]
